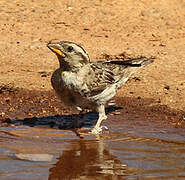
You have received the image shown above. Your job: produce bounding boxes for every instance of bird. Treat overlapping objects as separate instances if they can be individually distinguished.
[47,41,154,134]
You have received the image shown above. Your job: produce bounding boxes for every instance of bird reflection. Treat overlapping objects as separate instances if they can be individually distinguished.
[48,136,127,180]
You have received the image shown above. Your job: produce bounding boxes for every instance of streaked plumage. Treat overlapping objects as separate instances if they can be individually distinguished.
[47,41,154,134]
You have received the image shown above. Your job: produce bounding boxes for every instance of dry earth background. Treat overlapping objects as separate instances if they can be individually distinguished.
[0,0,184,127]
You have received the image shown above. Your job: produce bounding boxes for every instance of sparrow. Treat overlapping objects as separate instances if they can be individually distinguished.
[47,41,154,134]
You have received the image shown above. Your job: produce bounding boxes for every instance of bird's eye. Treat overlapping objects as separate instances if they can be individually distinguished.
[67,46,73,52]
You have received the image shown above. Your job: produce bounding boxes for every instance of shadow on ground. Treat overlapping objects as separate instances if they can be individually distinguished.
[0,88,184,129]
[6,106,122,130]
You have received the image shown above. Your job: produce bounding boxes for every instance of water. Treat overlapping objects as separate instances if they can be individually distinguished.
[0,115,184,180]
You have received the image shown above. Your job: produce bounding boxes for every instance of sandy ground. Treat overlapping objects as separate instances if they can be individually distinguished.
[0,0,184,126]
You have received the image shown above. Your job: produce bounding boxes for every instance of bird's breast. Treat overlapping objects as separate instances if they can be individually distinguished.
[51,69,95,110]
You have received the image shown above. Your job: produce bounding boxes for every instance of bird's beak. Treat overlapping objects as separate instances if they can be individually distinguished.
[47,43,65,57]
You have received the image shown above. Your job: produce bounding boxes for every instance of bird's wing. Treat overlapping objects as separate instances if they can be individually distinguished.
[81,61,125,97]
[82,57,153,96]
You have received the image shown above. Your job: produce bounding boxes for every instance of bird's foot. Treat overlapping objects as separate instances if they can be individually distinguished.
[89,126,109,134]
[75,126,109,136]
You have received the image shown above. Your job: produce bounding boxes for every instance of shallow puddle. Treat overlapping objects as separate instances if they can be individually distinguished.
[0,114,184,180]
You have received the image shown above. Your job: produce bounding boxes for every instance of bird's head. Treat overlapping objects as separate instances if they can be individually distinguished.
[47,41,90,70]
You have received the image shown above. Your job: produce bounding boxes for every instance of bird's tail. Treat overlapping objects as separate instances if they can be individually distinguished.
[114,57,154,88]
[123,57,154,67]
[107,57,154,67]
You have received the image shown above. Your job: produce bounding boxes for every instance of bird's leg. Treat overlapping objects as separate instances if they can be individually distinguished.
[91,105,107,134]
[95,105,107,129]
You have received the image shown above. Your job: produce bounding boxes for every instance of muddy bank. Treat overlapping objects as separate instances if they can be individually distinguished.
[0,88,184,130]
